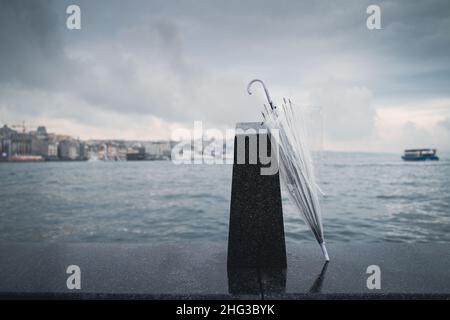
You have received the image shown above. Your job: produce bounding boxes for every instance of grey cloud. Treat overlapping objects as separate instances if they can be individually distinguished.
[400,121,436,150]
[310,83,377,142]
[0,0,449,148]
[397,120,450,152]
[438,118,450,131]
[0,0,74,88]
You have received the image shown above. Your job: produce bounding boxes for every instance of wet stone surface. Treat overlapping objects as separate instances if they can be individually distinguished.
[0,243,449,299]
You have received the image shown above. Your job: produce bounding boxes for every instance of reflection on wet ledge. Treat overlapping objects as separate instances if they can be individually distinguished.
[227,261,329,295]
[308,261,329,294]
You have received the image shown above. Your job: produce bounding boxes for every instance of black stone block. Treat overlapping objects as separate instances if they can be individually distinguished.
[227,122,287,268]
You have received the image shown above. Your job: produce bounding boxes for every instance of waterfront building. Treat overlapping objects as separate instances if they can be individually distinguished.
[31,135,49,157]
[30,126,60,160]
[10,132,32,156]
[126,146,146,161]
[35,126,48,140]
[58,140,80,160]
[79,142,87,160]
[0,125,16,157]
[1,125,47,158]
[47,140,59,159]
[117,145,128,161]
[0,125,16,139]
[143,141,172,159]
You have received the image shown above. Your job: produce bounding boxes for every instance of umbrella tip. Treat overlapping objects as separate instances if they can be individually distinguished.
[320,242,330,261]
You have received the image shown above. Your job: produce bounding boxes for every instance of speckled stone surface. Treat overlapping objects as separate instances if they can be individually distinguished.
[228,122,287,268]
[0,243,251,299]
[0,243,449,299]
[264,243,450,299]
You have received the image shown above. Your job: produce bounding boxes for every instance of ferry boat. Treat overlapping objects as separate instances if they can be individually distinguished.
[402,149,439,161]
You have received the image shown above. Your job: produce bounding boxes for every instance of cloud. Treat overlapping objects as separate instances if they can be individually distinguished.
[0,0,449,151]
[0,2,259,131]
[309,84,377,143]
[438,118,450,131]
[400,121,434,148]
[0,0,75,88]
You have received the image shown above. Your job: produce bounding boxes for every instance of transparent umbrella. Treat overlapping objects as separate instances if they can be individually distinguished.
[248,79,330,261]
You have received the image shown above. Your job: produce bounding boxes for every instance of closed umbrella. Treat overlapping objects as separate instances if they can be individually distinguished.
[248,79,330,261]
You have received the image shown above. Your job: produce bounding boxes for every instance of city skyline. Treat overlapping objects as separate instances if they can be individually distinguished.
[0,123,177,162]
[0,0,449,152]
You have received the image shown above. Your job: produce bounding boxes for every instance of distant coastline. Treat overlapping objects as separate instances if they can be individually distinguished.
[0,124,173,162]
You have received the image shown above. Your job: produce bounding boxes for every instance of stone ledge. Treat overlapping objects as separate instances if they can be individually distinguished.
[0,243,449,299]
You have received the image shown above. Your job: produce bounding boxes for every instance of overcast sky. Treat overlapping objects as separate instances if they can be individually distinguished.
[0,0,449,152]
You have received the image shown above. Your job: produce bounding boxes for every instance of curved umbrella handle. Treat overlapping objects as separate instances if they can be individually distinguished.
[247,79,275,110]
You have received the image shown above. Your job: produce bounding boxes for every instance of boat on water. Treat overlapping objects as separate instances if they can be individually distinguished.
[402,148,439,161]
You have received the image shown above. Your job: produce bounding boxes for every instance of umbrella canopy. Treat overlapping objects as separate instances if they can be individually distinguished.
[248,79,330,261]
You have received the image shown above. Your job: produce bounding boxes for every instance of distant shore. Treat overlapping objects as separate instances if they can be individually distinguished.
[0,157,170,163]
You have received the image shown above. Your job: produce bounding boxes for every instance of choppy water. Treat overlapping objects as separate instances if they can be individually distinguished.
[0,152,449,243]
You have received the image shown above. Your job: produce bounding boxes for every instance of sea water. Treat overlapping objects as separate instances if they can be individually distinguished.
[0,152,449,243]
